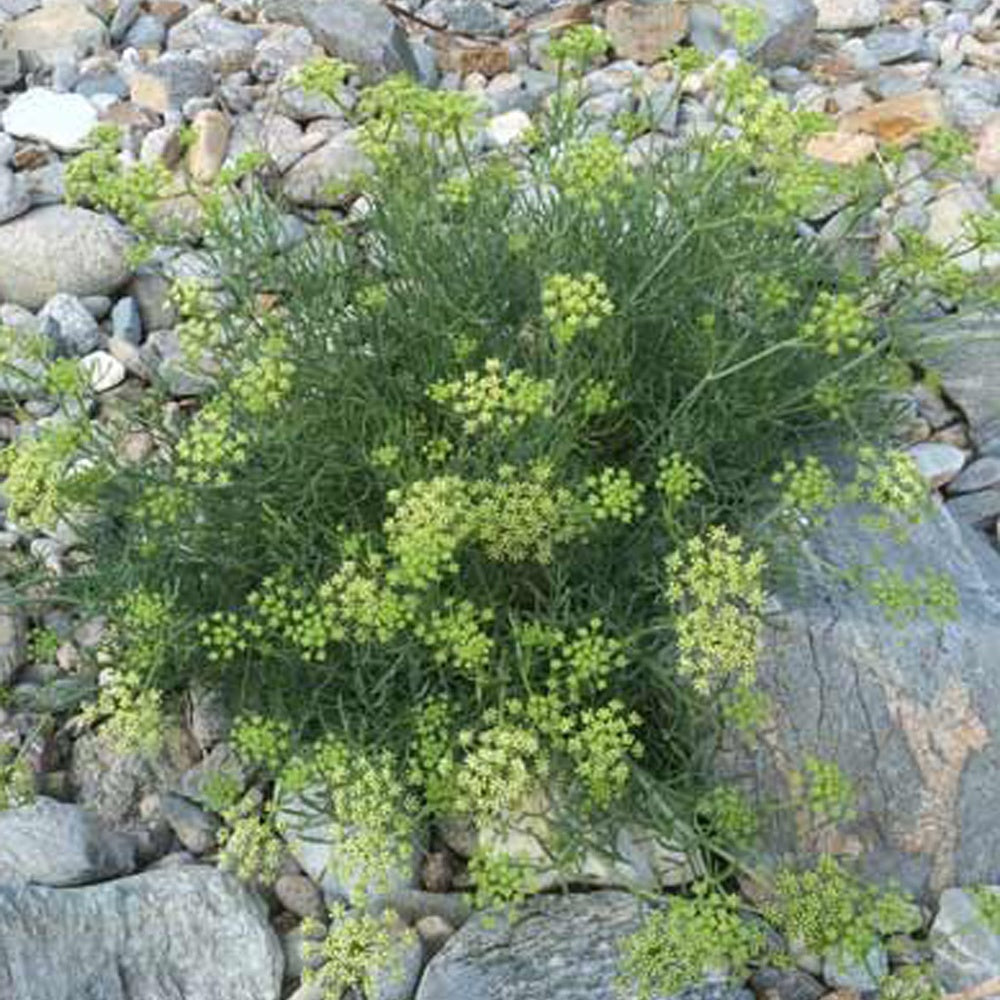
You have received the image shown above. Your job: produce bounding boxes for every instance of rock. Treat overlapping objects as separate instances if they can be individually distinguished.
[0,206,133,311]
[435,38,510,77]
[931,887,1000,991]
[720,502,1000,898]
[915,314,1000,457]
[281,129,373,207]
[226,111,309,173]
[0,166,29,225]
[0,585,25,686]
[946,488,1000,529]
[416,915,455,958]
[176,740,246,806]
[483,109,532,149]
[864,25,924,64]
[606,1,689,64]
[187,683,230,750]
[0,89,98,153]
[40,293,101,356]
[110,295,143,345]
[251,24,321,82]
[371,921,423,1000]
[123,13,166,48]
[926,184,1000,273]
[277,789,420,907]
[79,350,127,392]
[187,108,231,185]
[822,943,889,991]
[0,866,283,1000]
[274,873,325,920]
[907,441,967,488]
[947,457,1000,496]
[748,967,826,1000]
[805,131,877,165]
[167,8,263,73]
[815,0,881,29]
[838,89,944,145]
[0,38,22,89]
[690,0,817,67]
[2,0,107,71]
[128,54,214,113]
[0,797,136,886]
[160,792,219,853]
[260,0,418,82]
[974,114,1000,178]
[417,890,754,1000]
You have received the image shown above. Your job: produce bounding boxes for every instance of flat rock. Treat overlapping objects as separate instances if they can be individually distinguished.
[0,866,283,1000]
[0,206,132,310]
[167,8,263,73]
[128,54,214,113]
[281,129,373,207]
[721,502,1000,899]
[1,88,98,153]
[0,797,136,887]
[2,0,107,70]
[260,0,418,82]
[932,887,1000,992]
[926,184,1000,274]
[606,0,689,64]
[40,292,101,355]
[839,89,944,145]
[815,0,881,29]
[908,441,967,488]
[416,890,754,1000]
[946,457,1000,496]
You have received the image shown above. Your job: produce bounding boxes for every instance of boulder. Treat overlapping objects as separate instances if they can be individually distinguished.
[690,0,817,67]
[932,887,1000,992]
[0,866,283,1000]
[0,88,98,153]
[259,0,418,82]
[721,502,1000,899]
[2,0,107,71]
[416,890,755,1000]
[0,206,132,310]
[281,129,373,207]
[0,797,136,887]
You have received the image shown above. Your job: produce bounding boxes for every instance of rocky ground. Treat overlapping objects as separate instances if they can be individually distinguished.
[3,0,1000,997]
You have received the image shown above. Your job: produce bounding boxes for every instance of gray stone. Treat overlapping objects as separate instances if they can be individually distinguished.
[123,14,166,49]
[0,866,283,1000]
[908,441,967,488]
[109,0,142,44]
[690,0,817,67]
[227,111,310,173]
[142,328,216,396]
[22,160,65,207]
[177,740,246,806]
[274,873,325,920]
[822,944,888,991]
[39,293,101,356]
[748,968,825,1000]
[161,792,219,854]
[2,1,107,71]
[814,0,881,29]
[0,206,133,311]
[417,890,754,1000]
[945,487,1000,528]
[128,54,214,113]
[914,313,1000,456]
[932,887,1000,992]
[281,129,373,207]
[111,296,143,345]
[939,74,1000,133]
[168,8,263,73]
[720,502,1000,898]
[0,134,14,167]
[0,37,22,88]
[260,0,418,82]
[0,797,136,886]
[423,0,507,34]
[864,26,925,64]
[80,349,127,392]
[251,24,320,82]
[946,457,1000,496]
[0,584,25,686]
[1,88,98,153]
[0,166,29,224]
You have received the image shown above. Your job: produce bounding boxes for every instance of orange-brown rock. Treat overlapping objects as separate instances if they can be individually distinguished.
[805,130,877,166]
[605,0,688,64]
[838,89,945,145]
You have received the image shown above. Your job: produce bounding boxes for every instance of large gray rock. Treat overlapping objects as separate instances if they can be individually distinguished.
[416,890,754,1000]
[0,797,136,887]
[1,0,107,71]
[260,0,418,82]
[281,129,373,207]
[915,313,1000,458]
[0,866,283,1000]
[690,0,817,66]
[0,206,133,310]
[931,887,1000,992]
[721,503,1000,899]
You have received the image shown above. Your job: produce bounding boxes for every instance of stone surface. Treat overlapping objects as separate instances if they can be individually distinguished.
[915,313,1000,457]
[2,0,107,71]
[908,441,967,488]
[805,130,877,165]
[0,866,283,1000]
[261,0,418,82]
[281,129,373,207]
[1,88,98,153]
[926,184,1000,273]
[128,54,214,113]
[606,0,689,64]
[932,887,1000,992]
[274,873,325,920]
[0,585,25,686]
[417,890,754,1000]
[839,89,945,145]
[947,457,1000,496]
[0,797,136,886]
[814,0,881,29]
[690,0,817,67]
[160,792,219,854]
[974,114,1000,178]
[40,292,101,355]
[167,8,262,73]
[0,166,30,224]
[0,206,133,310]
[484,109,532,148]
[187,108,231,185]
[721,502,1000,898]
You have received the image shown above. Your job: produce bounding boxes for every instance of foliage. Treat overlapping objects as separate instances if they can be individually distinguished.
[0,744,34,810]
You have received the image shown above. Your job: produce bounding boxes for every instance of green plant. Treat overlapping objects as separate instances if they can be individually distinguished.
[0,744,34,810]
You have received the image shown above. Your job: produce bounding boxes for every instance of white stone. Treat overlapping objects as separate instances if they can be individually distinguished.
[908,441,968,489]
[1,88,97,152]
[484,109,532,149]
[927,184,1000,273]
[815,0,882,30]
[80,350,127,393]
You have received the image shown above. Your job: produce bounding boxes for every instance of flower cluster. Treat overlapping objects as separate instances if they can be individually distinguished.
[665,526,767,694]
[584,466,646,524]
[230,334,296,416]
[218,794,285,883]
[772,456,839,527]
[549,617,627,702]
[849,446,929,531]
[542,272,615,348]
[232,714,292,773]
[864,567,958,627]
[467,848,536,916]
[428,359,554,435]
[657,452,707,507]
[800,292,870,357]
[800,755,856,825]
[545,25,608,70]
[567,700,642,809]
[550,136,633,213]
[175,399,250,487]
[78,669,165,756]
[415,598,495,677]
[697,786,758,848]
